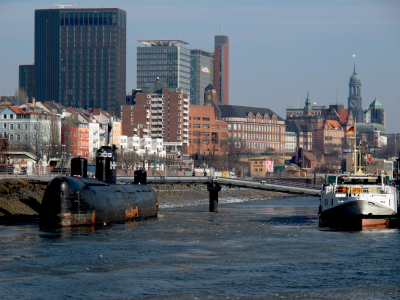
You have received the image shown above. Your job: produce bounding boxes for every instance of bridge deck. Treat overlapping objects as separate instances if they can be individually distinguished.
[1,174,321,196]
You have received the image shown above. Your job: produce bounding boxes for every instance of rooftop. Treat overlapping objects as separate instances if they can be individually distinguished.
[138,40,189,47]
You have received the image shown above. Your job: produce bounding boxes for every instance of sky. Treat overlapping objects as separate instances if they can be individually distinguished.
[0,0,399,133]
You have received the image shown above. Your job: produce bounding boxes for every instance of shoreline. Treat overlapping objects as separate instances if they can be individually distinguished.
[0,179,293,224]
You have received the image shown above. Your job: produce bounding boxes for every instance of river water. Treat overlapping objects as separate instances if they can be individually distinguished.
[1,197,400,300]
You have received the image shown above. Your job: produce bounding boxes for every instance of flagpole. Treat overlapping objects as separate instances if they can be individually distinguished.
[354,120,357,175]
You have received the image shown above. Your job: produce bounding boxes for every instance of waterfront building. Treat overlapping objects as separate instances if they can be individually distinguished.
[0,105,61,156]
[137,40,191,93]
[214,35,229,105]
[19,7,127,115]
[190,49,214,105]
[188,103,229,156]
[219,104,286,154]
[285,121,313,153]
[121,78,190,155]
[250,158,274,176]
[364,98,386,127]
[286,92,355,153]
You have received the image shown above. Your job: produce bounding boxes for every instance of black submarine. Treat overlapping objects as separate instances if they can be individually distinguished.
[40,144,158,228]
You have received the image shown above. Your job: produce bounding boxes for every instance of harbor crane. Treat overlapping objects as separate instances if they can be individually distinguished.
[54,4,78,8]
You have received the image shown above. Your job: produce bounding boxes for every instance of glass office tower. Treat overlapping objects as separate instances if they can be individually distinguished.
[137,40,190,93]
[19,8,126,114]
[190,49,214,106]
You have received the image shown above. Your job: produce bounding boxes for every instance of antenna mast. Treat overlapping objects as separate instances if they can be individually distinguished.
[54,4,78,8]
[220,22,222,35]
[336,87,338,105]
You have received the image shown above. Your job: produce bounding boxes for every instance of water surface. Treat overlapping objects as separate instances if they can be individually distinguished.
[1,197,399,299]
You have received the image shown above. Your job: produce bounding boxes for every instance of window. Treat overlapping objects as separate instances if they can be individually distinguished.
[193,117,200,120]
[202,125,209,128]
[16,134,20,141]
[193,124,200,128]
[228,124,231,130]
[17,124,20,129]
[147,94,150,98]
[202,117,210,121]
[9,134,13,140]
[3,123,6,128]
[131,112,134,116]
[24,124,28,130]
[178,106,181,110]
[9,124,13,129]
[147,100,150,104]
[178,100,181,104]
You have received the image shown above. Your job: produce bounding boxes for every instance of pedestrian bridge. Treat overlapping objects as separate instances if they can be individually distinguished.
[2,174,321,212]
[119,176,321,196]
[1,174,321,197]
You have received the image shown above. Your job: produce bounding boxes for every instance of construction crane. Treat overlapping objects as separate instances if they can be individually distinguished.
[54,4,78,8]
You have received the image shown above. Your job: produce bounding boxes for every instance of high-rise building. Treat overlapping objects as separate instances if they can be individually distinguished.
[348,59,363,122]
[137,40,191,93]
[214,35,229,105]
[19,8,127,115]
[190,49,214,105]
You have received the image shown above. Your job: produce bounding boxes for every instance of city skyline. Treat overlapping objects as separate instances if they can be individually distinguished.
[0,0,399,132]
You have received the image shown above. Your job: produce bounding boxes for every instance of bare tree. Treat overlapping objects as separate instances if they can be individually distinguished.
[14,87,28,104]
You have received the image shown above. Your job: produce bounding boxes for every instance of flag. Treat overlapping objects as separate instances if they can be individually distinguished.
[346,127,355,134]
[366,153,372,162]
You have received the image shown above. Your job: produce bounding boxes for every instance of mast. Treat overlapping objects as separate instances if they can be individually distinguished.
[354,120,357,175]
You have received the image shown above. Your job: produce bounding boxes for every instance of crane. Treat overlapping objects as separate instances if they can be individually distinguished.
[54,4,78,8]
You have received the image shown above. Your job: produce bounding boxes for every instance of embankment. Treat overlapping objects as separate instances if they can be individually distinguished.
[0,179,292,223]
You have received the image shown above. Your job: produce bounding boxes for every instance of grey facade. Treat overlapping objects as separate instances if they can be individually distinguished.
[364,98,386,127]
[190,49,214,105]
[19,8,127,115]
[137,40,190,93]
[348,60,363,122]
[19,65,35,102]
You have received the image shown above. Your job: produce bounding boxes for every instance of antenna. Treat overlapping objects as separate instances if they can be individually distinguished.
[54,4,78,8]
[220,22,222,35]
[336,87,338,105]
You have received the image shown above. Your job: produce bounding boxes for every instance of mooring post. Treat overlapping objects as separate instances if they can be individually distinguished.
[207,182,221,212]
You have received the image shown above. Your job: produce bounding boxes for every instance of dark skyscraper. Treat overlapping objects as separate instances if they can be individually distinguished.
[190,49,214,105]
[214,35,229,105]
[19,7,126,114]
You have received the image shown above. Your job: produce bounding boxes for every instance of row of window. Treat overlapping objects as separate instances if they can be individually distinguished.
[2,123,32,130]
[228,123,285,133]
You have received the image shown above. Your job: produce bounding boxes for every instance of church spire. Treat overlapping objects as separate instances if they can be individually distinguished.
[353,54,357,74]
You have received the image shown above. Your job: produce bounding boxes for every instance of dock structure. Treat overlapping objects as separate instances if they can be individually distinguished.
[2,174,321,213]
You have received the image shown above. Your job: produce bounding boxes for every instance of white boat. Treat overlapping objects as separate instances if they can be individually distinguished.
[319,122,399,229]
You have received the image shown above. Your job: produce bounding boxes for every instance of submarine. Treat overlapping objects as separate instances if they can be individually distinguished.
[40,144,158,228]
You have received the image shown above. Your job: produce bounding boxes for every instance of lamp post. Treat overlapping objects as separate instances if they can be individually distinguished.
[226,155,228,172]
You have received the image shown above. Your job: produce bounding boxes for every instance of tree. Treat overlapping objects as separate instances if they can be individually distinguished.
[14,87,28,104]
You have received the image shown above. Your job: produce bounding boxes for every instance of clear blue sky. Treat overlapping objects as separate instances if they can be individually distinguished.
[1,0,399,133]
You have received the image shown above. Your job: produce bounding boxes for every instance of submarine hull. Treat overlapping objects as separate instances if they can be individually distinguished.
[40,176,158,228]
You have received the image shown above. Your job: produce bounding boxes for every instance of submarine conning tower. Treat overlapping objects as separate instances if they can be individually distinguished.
[71,156,88,178]
[95,145,117,184]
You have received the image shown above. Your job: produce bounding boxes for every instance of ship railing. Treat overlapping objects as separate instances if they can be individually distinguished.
[333,186,389,195]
